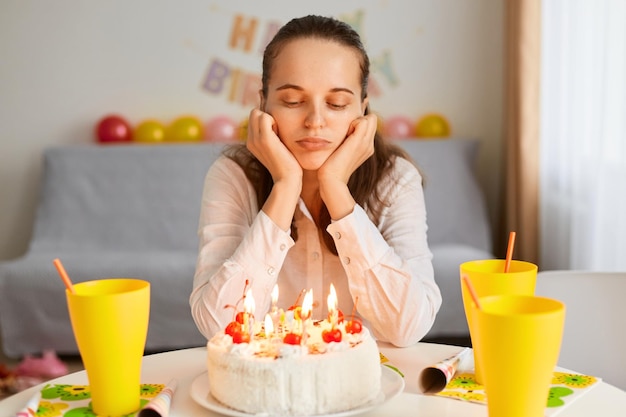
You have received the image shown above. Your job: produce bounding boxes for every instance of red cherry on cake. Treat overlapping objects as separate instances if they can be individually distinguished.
[225,321,241,337]
[235,311,246,324]
[345,320,362,334]
[283,332,302,345]
[226,320,250,343]
[322,328,343,343]
[232,330,250,344]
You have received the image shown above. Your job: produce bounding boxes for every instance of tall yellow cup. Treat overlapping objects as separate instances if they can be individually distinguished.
[66,279,150,416]
[460,259,537,383]
[474,295,565,417]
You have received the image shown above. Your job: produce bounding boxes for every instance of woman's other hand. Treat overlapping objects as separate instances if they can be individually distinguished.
[318,113,376,185]
[318,113,377,219]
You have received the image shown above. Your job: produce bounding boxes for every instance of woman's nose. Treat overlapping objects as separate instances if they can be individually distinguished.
[304,104,325,129]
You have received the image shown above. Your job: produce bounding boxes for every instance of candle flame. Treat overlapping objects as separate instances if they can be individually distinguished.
[271,284,279,305]
[264,313,274,335]
[301,289,313,319]
[327,284,338,313]
[243,289,255,314]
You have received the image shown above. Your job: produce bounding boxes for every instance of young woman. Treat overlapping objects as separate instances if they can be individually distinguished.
[190,15,441,347]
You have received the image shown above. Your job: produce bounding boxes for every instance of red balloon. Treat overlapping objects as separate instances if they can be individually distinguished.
[95,115,132,143]
[203,115,238,142]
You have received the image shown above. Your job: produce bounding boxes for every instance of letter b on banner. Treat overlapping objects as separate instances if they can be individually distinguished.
[203,59,230,93]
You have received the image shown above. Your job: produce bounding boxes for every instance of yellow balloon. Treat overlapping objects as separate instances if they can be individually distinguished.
[238,117,249,141]
[415,113,451,138]
[134,120,166,143]
[371,111,384,135]
[168,116,203,142]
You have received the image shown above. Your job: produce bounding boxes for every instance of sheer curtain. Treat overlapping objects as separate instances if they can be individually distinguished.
[540,0,626,270]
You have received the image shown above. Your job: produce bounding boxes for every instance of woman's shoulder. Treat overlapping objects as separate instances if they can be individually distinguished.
[206,147,250,186]
[388,154,424,184]
[370,154,424,205]
[208,153,243,175]
[204,147,259,209]
[208,144,248,170]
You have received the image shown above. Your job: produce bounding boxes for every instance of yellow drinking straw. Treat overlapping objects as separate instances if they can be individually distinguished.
[53,258,75,294]
[462,275,481,310]
[504,231,516,273]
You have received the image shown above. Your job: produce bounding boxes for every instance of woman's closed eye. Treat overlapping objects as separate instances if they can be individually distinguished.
[282,100,302,107]
[328,102,348,110]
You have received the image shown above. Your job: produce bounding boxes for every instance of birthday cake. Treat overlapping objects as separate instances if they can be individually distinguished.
[206,306,381,416]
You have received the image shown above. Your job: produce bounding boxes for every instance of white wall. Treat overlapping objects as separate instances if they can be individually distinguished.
[0,0,504,260]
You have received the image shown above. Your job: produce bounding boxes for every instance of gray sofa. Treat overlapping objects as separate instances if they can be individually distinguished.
[0,139,493,358]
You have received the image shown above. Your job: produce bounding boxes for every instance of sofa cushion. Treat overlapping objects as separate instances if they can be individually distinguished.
[395,139,492,253]
[31,144,225,252]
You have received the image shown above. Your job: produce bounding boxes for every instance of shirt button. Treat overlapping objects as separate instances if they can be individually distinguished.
[267,266,276,276]
[343,257,351,265]
[279,243,286,251]
[334,232,342,239]
[312,252,320,260]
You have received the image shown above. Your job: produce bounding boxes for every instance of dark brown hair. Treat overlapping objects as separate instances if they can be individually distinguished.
[225,15,412,254]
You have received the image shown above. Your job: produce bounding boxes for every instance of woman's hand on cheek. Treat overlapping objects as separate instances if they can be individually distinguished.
[318,113,377,185]
[246,109,302,186]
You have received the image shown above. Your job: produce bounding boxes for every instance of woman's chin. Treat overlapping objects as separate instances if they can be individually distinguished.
[295,154,330,172]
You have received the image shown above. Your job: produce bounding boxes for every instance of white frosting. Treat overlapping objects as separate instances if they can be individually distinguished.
[206,319,381,416]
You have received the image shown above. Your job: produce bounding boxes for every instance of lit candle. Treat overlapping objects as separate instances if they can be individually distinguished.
[243,289,255,339]
[301,289,313,320]
[301,289,313,345]
[264,313,274,339]
[270,284,281,334]
[271,284,279,313]
[327,284,338,329]
[279,309,287,337]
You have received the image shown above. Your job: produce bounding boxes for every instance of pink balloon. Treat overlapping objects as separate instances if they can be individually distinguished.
[203,116,238,142]
[383,115,414,139]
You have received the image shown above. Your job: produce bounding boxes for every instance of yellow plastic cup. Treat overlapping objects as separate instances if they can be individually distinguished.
[460,259,537,383]
[66,279,150,416]
[474,294,565,417]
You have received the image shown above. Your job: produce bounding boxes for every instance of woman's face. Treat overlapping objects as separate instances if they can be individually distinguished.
[262,38,368,171]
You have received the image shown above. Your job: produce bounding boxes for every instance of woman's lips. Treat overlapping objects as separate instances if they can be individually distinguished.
[296,137,330,150]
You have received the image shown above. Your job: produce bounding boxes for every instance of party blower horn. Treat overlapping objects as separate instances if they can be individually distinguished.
[414,276,482,394]
[418,347,471,394]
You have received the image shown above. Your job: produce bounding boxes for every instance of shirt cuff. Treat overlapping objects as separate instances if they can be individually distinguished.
[230,210,295,284]
[326,204,388,270]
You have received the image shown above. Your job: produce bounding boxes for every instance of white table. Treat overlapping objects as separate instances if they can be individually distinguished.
[2,342,626,416]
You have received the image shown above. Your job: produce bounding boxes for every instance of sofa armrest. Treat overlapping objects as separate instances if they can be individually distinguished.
[426,244,495,338]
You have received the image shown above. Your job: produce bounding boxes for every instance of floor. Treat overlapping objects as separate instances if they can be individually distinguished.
[0,334,84,400]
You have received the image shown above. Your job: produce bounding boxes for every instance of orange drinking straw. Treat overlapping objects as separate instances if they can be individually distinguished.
[53,258,75,294]
[462,275,481,310]
[504,231,516,273]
